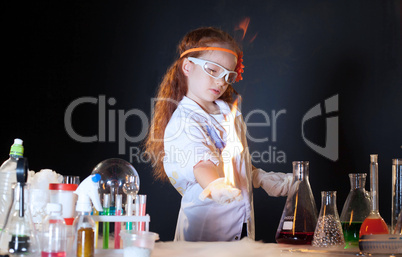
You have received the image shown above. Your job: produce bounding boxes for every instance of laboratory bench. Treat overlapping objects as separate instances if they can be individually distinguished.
[95,238,400,257]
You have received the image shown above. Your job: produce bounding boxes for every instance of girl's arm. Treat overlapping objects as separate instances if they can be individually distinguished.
[193,160,220,189]
[252,166,293,197]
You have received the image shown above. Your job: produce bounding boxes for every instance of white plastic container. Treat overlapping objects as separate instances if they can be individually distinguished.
[49,183,78,225]
[120,230,159,257]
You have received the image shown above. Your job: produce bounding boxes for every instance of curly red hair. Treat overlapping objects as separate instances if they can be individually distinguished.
[144,27,242,182]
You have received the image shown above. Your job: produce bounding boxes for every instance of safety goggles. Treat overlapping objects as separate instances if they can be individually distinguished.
[188,57,238,84]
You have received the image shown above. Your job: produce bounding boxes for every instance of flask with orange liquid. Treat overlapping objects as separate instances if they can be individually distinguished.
[359,154,389,237]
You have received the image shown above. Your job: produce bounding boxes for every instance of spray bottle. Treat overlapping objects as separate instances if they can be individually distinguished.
[72,174,103,257]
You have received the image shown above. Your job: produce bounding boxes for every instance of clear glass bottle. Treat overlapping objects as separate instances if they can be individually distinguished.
[41,203,67,257]
[275,161,318,245]
[0,139,24,231]
[359,154,389,237]
[340,173,371,248]
[312,191,345,248]
[73,212,95,257]
[0,183,40,257]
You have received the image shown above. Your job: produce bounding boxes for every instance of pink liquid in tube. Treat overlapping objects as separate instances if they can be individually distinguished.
[114,209,122,249]
[114,194,123,249]
[136,195,147,231]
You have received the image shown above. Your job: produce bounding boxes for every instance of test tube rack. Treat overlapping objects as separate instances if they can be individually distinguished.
[91,214,150,232]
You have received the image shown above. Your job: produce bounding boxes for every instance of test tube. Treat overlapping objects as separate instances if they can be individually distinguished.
[114,194,123,249]
[93,192,100,249]
[135,195,147,231]
[102,193,110,249]
[126,194,134,230]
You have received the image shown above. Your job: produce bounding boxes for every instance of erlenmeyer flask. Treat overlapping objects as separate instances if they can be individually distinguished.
[275,161,318,245]
[339,173,371,248]
[0,183,40,257]
[312,191,345,248]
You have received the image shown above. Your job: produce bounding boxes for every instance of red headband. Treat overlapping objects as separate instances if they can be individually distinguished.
[180,47,244,82]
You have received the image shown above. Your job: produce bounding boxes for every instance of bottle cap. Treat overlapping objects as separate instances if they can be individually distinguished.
[10,138,24,157]
[64,218,74,225]
[370,154,378,163]
[75,174,103,212]
[46,203,62,213]
[49,183,78,191]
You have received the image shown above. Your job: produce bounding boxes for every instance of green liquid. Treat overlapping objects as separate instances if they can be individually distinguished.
[341,221,363,248]
[102,207,110,249]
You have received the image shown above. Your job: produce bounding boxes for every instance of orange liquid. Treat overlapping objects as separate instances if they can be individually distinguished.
[359,217,389,236]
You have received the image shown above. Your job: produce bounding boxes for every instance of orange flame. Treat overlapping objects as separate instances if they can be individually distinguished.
[235,17,250,40]
[235,17,258,43]
[222,99,243,186]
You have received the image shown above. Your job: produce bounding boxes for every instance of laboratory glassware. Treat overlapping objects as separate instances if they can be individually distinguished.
[41,203,67,257]
[123,175,139,231]
[91,158,140,214]
[359,154,389,237]
[0,183,40,257]
[340,173,371,248]
[102,194,110,249]
[392,159,402,232]
[276,161,318,245]
[312,191,345,248]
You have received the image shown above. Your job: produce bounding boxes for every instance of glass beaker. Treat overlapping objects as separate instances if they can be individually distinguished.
[0,183,40,257]
[275,161,318,245]
[312,191,345,248]
[339,173,371,248]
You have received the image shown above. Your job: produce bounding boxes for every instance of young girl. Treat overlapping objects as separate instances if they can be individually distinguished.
[145,27,292,241]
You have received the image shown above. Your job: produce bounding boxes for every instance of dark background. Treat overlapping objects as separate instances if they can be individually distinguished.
[2,0,401,242]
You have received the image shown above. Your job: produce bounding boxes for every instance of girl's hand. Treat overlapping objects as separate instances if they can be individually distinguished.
[199,178,243,204]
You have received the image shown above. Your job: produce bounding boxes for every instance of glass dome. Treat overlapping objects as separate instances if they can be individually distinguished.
[91,158,139,210]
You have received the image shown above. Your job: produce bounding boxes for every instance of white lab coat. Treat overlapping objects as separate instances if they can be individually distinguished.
[163,96,255,241]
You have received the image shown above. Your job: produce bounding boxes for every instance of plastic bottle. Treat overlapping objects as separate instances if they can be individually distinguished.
[41,203,67,257]
[73,175,103,257]
[0,139,24,230]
